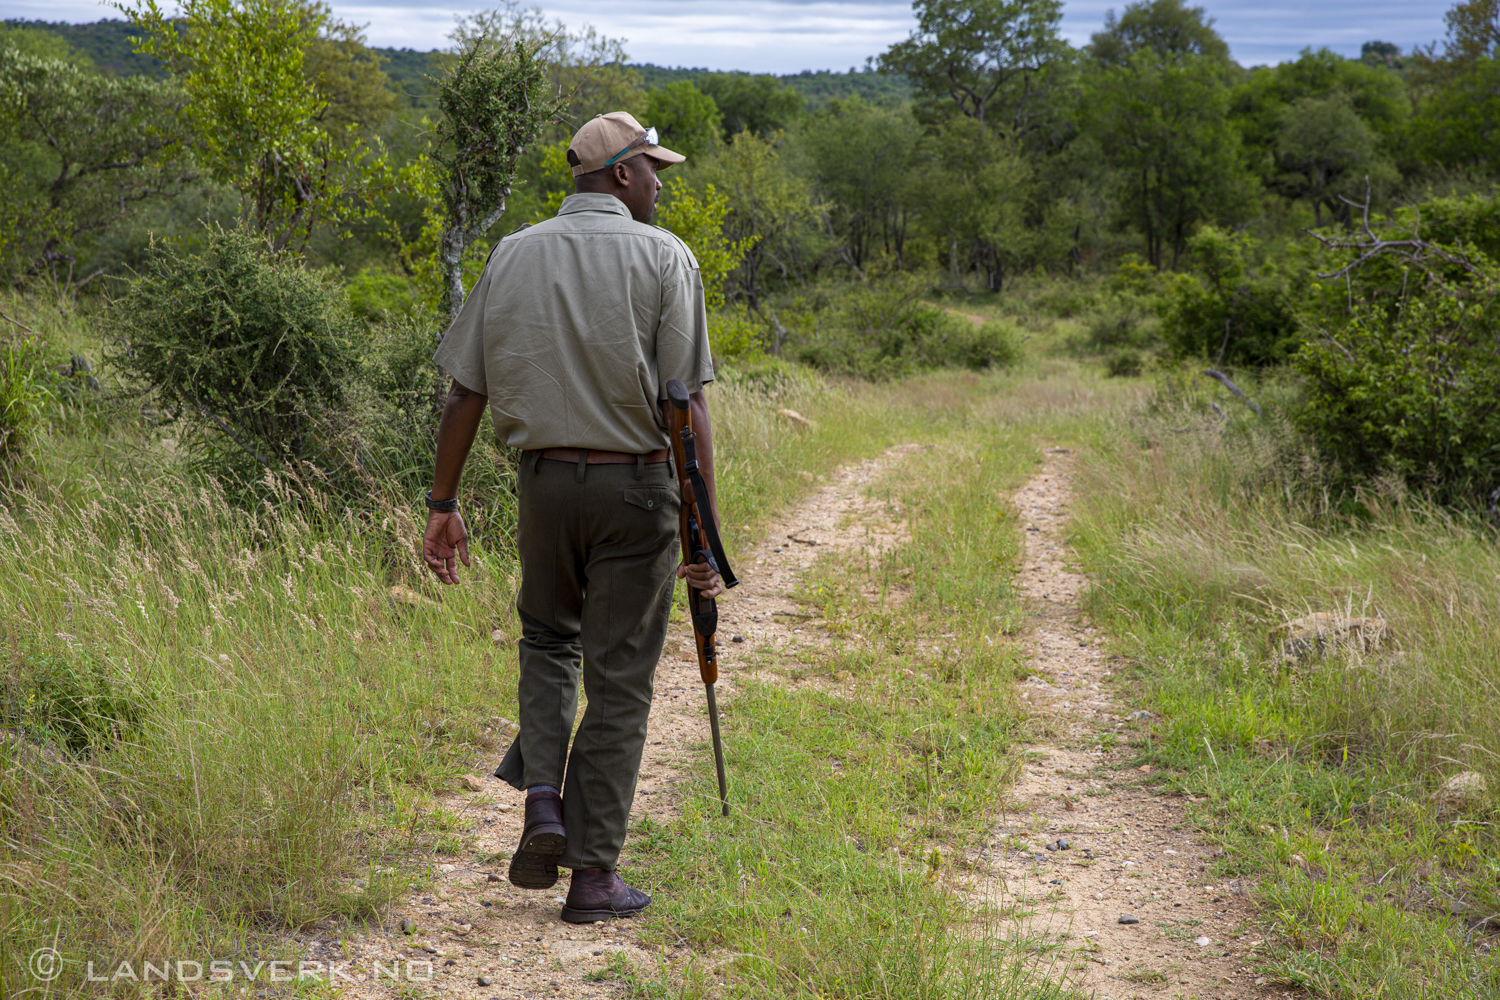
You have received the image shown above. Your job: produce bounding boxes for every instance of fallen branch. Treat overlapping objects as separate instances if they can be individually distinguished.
[1203,369,1263,417]
[0,309,37,337]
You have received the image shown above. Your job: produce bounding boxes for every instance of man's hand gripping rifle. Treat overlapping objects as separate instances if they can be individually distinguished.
[665,379,738,817]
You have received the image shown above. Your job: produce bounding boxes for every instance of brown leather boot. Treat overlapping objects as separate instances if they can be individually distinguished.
[560,868,651,923]
[507,790,566,889]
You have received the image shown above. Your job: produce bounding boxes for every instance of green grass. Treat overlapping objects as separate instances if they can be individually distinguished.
[0,293,1135,999]
[1068,383,1500,998]
[612,367,1141,999]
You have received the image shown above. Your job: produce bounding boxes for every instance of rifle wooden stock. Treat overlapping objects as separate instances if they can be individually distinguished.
[664,378,734,816]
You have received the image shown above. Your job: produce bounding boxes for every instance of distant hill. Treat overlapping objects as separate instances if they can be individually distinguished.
[633,64,911,108]
[2,19,909,109]
[2,18,162,75]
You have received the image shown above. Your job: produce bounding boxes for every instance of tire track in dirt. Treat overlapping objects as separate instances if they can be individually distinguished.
[980,449,1270,1000]
[310,445,920,1000]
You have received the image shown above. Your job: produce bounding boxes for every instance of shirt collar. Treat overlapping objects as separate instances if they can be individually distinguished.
[556,192,632,218]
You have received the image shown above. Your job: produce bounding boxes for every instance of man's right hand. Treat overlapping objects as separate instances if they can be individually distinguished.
[423,510,471,585]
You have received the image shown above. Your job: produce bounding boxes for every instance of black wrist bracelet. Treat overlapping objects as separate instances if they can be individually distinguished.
[425,490,459,513]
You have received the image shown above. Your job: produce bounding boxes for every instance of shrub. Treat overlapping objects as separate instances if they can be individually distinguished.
[788,275,1020,379]
[1293,194,1500,506]
[0,335,49,481]
[917,318,1022,370]
[109,226,360,487]
[1104,349,1144,378]
[708,305,766,365]
[1083,295,1158,351]
[1160,227,1303,366]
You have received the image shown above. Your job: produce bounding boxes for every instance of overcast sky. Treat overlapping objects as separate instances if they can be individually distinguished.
[2,0,1451,72]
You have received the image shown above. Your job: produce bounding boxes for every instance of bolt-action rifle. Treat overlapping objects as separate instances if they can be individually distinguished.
[664,379,738,816]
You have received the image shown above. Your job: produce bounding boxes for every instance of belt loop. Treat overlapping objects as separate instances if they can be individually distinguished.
[635,454,644,480]
[575,448,589,483]
[533,449,544,475]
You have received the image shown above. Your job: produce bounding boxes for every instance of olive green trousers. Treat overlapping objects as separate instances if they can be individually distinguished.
[494,456,679,871]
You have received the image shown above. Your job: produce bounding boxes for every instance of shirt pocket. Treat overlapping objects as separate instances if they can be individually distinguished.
[621,486,676,513]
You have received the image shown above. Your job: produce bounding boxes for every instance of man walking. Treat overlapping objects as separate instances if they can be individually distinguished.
[420,112,723,923]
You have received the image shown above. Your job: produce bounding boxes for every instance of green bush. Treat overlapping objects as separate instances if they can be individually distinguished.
[109,226,360,488]
[1293,194,1500,506]
[3,652,148,754]
[1104,348,1145,378]
[1160,227,1303,366]
[0,336,49,481]
[788,276,1020,379]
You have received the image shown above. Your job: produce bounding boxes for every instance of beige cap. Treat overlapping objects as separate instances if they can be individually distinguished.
[568,111,686,177]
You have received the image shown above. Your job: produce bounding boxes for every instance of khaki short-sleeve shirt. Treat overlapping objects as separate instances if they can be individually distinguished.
[433,192,714,454]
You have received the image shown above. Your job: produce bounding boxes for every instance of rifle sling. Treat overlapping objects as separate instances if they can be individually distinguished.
[679,428,739,590]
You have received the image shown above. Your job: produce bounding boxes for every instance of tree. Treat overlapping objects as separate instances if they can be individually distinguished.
[302,21,402,136]
[1084,51,1256,268]
[799,99,921,269]
[696,73,804,138]
[1407,1,1500,177]
[918,114,1031,290]
[120,0,390,253]
[654,178,754,311]
[1410,59,1500,176]
[877,0,1069,138]
[1229,49,1409,177]
[1274,93,1398,225]
[1090,0,1230,67]
[0,46,188,297]
[644,80,722,161]
[431,30,556,317]
[452,5,643,142]
[700,131,816,309]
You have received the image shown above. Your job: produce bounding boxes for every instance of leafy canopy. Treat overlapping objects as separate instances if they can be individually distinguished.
[877,0,1069,136]
[0,45,187,295]
[644,80,722,160]
[118,0,389,252]
[1089,0,1229,67]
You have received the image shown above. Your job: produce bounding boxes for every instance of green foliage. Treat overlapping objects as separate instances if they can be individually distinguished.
[0,45,187,294]
[788,275,1021,378]
[120,0,389,253]
[800,98,920,270]
[431,28,556,315]
[696,72,804,138]
[8,652,148,754]
[1293,194,1500,505]
[700,131,817,308]
[1409,57,1500,176]
[878,0,1069,138]
[1273,92,1399,225]
[706,305,764,364]
[654,176,754,312]
[1159,226,1301,366]
[643,79,721,160]
[920,115,1032,291]
[302,21,403,136]
[1084,51,1257,269]
[1090,0,1230,66]
[0,334,49,480]
[108,226,359,484]
[1103,347,1145,376]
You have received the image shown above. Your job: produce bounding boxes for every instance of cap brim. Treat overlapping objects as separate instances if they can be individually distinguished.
[643,144,686,167]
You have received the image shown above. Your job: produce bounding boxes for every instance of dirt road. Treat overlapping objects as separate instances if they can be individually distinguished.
[983,449,1268,1000]
[306,443,1271,1000]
